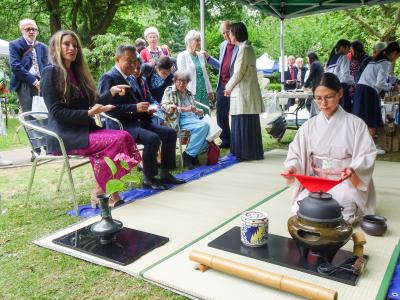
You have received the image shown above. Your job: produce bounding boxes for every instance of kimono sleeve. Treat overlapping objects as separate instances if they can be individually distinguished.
[350,120,377,191]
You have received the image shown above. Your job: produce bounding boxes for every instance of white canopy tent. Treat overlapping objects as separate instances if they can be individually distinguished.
[0,39,9,58]
[256,53,279,75]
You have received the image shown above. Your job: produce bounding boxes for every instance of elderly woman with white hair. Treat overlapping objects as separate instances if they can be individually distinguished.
[140,26,171,64]
[177,30,213,115]
[161,70,210,170]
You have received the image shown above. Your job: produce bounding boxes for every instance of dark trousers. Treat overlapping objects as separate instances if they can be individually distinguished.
[284,83,297,108]
[16,81,38,114]
[17,81,40,152]
[109,121,177,179]
[216,85,231,146]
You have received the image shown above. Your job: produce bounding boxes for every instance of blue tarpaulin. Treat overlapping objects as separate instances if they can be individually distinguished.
[388,257,400,299]
[67,154,239,218]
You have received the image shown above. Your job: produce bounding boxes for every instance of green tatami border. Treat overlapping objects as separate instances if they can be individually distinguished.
[375,241,400,300]
[139,186,288,278]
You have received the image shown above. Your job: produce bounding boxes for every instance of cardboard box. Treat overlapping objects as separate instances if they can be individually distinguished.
[376,124,399,152]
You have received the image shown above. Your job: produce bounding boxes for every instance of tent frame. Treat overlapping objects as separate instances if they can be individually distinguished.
[199,0,399,86]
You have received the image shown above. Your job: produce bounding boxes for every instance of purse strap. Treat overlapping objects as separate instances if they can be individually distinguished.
[22,43,36,58]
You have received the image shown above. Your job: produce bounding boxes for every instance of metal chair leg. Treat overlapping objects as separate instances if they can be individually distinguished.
[26,159,39,205]
[56,161,66,192]
[64,159,79,216]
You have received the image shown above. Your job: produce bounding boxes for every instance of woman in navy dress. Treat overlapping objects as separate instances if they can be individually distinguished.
[352,41,400,138]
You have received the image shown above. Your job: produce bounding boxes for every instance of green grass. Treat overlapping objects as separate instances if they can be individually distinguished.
[0,117,29,151]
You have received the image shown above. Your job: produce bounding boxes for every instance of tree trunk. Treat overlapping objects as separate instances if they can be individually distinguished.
[46,0,62,34]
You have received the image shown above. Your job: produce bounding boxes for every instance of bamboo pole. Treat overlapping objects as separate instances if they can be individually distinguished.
[189,250,338,300]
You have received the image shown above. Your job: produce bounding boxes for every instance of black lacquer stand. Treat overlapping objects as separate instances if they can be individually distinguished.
[53,226,169,266]
[208,226,368,286]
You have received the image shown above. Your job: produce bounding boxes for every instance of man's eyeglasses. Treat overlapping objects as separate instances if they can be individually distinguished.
[24,27,38,32]
[314,94,337,103]
[222,31,230,35]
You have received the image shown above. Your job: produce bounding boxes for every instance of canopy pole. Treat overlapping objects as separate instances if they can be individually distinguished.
[280,18,285,91]
[200,0,205,51]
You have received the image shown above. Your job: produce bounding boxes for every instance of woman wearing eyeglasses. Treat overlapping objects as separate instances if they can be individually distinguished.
[282,73,377,224]
[161,70,209,170]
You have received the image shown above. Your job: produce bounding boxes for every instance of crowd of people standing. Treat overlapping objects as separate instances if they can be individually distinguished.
[283,38,400,154]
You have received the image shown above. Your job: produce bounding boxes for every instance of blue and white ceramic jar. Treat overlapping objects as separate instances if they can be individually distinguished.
[240,211,269,247]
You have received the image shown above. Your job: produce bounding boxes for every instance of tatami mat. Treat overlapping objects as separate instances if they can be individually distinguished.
[34,150,288,276]
[34,152,399,300]
[142,160,400,300]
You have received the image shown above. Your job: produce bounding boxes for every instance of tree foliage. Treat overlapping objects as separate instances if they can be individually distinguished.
[0,0,398,77]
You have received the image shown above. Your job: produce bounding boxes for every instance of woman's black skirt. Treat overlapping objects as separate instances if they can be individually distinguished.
[231,114,264,161]
[339,83,352,113]
[352,84,383,128]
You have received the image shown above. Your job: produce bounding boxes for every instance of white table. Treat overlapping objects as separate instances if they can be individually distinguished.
[263,90,315,129]
[264,90,313,106]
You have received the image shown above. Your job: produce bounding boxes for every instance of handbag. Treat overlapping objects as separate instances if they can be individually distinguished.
[207,141,220,165]
[31,94,48,119]
[202,114,222,142]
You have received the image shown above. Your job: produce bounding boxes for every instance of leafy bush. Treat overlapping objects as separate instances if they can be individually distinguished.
[268,83,282,91]
[269,71,281,84]
[6,92,19,115]
[85,33,133,81]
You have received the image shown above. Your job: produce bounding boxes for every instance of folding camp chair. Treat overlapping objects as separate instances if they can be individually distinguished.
[18,111,122,215]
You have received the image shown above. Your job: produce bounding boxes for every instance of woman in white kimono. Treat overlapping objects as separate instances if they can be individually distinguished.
[283,73,377,224]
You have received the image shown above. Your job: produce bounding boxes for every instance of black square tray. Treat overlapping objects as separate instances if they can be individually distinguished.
[208,226,367,285]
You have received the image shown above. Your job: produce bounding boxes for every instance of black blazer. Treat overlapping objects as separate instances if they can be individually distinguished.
[283,66,298,90]
[41,65,110,154]
[98,67,151,137]
[304,61,324,89]
[9,37,48,91]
